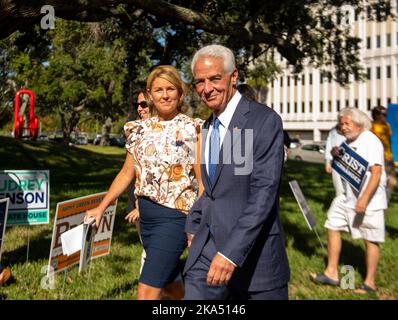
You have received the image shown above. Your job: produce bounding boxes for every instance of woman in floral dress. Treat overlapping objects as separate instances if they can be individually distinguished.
[86,65,203,299]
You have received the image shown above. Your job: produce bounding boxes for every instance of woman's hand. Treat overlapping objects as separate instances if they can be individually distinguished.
[125,208,140,223]
[84,207,104,228]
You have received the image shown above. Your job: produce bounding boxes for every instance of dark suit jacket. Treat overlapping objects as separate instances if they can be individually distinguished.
[184,95,290,292]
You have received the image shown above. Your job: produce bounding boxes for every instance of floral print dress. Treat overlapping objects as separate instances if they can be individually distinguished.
[124,113,202,213]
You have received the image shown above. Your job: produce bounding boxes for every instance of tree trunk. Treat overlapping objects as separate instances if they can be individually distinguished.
[60,108,80,145]
[100,117,112,146]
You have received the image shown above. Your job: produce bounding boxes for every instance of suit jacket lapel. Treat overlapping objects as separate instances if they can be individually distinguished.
[201,116,212,192]
[211,97,250,189]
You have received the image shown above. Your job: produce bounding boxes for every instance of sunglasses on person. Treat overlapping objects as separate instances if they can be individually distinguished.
[135,101,148,108]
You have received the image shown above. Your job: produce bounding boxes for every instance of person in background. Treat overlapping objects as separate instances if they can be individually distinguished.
[135,92,151,121]
[86,65,203,300]
[371,106,396,202]
[325,123,346,196]
[310,107,387,294]
[125,91,152,275]
[184,44,290,300]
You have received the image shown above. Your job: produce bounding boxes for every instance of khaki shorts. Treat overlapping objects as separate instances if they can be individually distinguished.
[324,197,385,243]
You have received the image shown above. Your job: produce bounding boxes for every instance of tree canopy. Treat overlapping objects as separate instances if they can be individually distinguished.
[0,1,394,139]
[0,0,393,85]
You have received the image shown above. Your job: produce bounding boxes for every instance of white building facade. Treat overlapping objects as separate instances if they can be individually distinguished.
[266,1,398,141]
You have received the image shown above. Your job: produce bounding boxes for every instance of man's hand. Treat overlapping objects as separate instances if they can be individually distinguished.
[331,146,341,158]
[325,162,332,174]
[125,208,140,223]
[207,254,236,286]
[355,196,369,215]
[355,165,382,215]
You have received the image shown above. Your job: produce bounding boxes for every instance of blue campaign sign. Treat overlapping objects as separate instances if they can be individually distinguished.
[387,104,398,166]
[332,142,369,192]
[0,198,10,262]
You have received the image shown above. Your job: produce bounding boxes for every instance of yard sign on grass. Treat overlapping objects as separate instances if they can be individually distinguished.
[48,192,117,275]
[0,198,10,263]
[0,170,50,225]
[289,180,325,252]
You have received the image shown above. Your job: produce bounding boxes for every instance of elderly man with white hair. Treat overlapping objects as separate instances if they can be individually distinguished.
[310,107,387,294]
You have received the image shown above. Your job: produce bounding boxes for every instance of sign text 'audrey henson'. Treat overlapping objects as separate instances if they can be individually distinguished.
[0,170,49,225]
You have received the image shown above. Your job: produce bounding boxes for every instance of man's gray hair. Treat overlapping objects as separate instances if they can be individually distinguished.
[191,44,236,75]
[338,107,372,130]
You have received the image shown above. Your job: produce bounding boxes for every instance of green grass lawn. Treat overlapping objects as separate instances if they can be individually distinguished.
[0,136,397,300]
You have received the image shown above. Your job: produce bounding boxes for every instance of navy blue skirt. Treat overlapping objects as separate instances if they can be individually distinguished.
[138,197,187,288]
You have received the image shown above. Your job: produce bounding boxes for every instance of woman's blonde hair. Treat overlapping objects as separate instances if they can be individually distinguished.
[146,65,188,113]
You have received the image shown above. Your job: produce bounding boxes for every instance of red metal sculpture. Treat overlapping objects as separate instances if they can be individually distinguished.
[13,90,39,140]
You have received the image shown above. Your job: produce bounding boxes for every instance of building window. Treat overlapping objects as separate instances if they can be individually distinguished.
[388,97,392,105]
[294,75,298,86]
[355,99,358,108]
[366,37,371,49]
[337,100,341,111]
[387,65,391,78]
[367,67,371,80]
[309,73,313,85]
[320,74,323,84]
[376,66,381,79]
[387,33,391,47]
[302,102,305,113]
[336,11,342,25]
[287,102,290,113]
[287,76,290,87]
[280,77,283,87]
[280,103,283,113]
[376,35,381,48]
[320,101,324,112]
[367,98,371,110]
[354,8,359,21]
[294,102,297,113]
[345,99,349,107]
[367,5,372,19]
[328,100,332,112]
[309,102,313,113]
[302,75,305,84]
[345,10,350,24]
[377,98,381,106]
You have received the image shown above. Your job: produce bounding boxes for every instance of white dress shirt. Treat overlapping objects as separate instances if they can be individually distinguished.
[204,90,242,267]
[205,91,242,174]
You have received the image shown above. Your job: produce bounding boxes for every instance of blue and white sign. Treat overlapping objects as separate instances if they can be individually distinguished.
[0,170,50,225]
[0,198,10,262]
[332,142,369,192]
[387,103,398,166]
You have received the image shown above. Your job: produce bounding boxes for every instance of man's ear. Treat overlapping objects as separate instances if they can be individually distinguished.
[231,68,238,86]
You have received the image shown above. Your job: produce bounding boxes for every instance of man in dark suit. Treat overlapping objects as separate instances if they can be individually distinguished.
[184,44,290,300]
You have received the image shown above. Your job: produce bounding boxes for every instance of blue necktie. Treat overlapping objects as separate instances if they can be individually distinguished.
[208,117,221,185]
